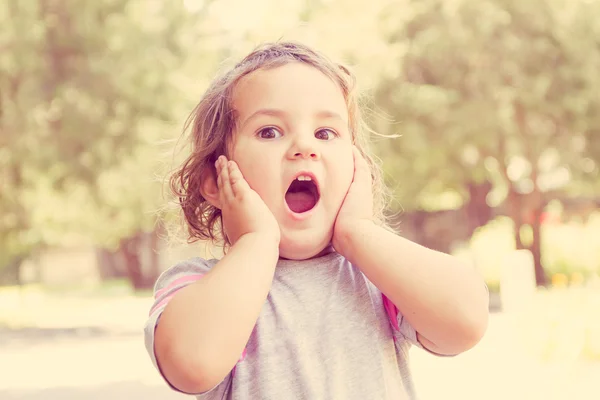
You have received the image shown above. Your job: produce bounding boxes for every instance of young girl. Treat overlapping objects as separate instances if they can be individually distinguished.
[144,42,489,399]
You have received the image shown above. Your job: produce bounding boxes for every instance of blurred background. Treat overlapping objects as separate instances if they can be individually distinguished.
[1,0,599,399]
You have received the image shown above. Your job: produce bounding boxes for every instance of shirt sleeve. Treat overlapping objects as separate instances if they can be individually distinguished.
[382,294,461,357]
[382,294,422,348]
[143,257,233,397]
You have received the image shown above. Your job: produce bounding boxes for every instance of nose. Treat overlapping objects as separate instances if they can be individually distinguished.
[287,137,320,160]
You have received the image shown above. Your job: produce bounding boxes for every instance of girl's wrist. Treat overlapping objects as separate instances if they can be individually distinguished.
[333,219,376,262]
[235,232,280,258]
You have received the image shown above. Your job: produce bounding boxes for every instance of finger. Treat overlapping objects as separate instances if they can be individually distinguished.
[228,160,251,198]
[352,146,372,183]
[215,157,225,204]
[217,156,234,202]
[352,146,369,169]
[215,156,224,182]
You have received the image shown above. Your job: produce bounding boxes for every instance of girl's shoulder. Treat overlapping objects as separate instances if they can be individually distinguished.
[168,256,219,274]
[152,256,218,292]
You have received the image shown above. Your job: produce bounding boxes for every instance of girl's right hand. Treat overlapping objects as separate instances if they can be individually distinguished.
[215,155,281,246]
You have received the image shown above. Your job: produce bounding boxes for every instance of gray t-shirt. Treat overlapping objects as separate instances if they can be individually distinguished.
[144,251,423,399]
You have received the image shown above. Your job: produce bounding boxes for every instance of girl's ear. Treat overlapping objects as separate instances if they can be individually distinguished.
[200,168,221,209]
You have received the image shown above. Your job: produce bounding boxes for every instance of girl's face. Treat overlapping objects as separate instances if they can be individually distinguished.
[230,63,354,260]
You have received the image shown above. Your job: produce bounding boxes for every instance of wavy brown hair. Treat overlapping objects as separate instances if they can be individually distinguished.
[169,41,390,246]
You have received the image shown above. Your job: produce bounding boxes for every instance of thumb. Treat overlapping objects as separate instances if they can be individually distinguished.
[352,146,372,184]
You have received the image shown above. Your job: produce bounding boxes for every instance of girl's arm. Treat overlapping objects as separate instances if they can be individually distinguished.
[154,233,279,393]
[336,220,489,356]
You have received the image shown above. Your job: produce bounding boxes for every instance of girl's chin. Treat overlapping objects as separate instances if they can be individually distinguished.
[278,234,334,261]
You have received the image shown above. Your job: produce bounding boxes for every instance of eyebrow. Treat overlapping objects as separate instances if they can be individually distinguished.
[239,108,346,130]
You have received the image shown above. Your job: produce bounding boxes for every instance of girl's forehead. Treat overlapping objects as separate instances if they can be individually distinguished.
[231,63,349,125]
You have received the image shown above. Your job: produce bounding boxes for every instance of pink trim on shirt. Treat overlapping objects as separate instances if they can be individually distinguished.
[149,273,205,316]
[232,348,248,378]
[149,270,248,371]
[382,294,399,331]
[154,274,205,299]
[149,294,175,316]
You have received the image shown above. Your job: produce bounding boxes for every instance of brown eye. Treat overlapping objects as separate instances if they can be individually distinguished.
[257,127,282,139]
[315,129,337,141]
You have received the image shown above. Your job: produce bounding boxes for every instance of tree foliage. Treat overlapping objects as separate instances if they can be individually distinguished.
[371,0,600,284]
[0,0,196,277]
[1,0,598,288]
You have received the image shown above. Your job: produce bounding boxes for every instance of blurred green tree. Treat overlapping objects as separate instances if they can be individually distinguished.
[0,0,216,288]
[372,0,600,286]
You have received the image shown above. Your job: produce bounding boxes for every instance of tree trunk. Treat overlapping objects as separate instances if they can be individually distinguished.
[507,188,525,249]
[510,100,547,286]
[118,230,158,291]
[119,231,149,290]
[506,186,547,287]
[465,181,493,235]
[0,256,24,286]
[95,248,127,280]
[530,205,547,287]
[148,228,161,280]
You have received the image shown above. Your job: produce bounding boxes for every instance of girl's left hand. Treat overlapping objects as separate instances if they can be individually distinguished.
[332,146,374,254]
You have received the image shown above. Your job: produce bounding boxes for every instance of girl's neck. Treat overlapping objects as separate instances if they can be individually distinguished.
[278,244,335,262]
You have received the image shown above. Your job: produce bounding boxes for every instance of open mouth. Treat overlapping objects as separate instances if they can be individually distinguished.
[285,175,320,214]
